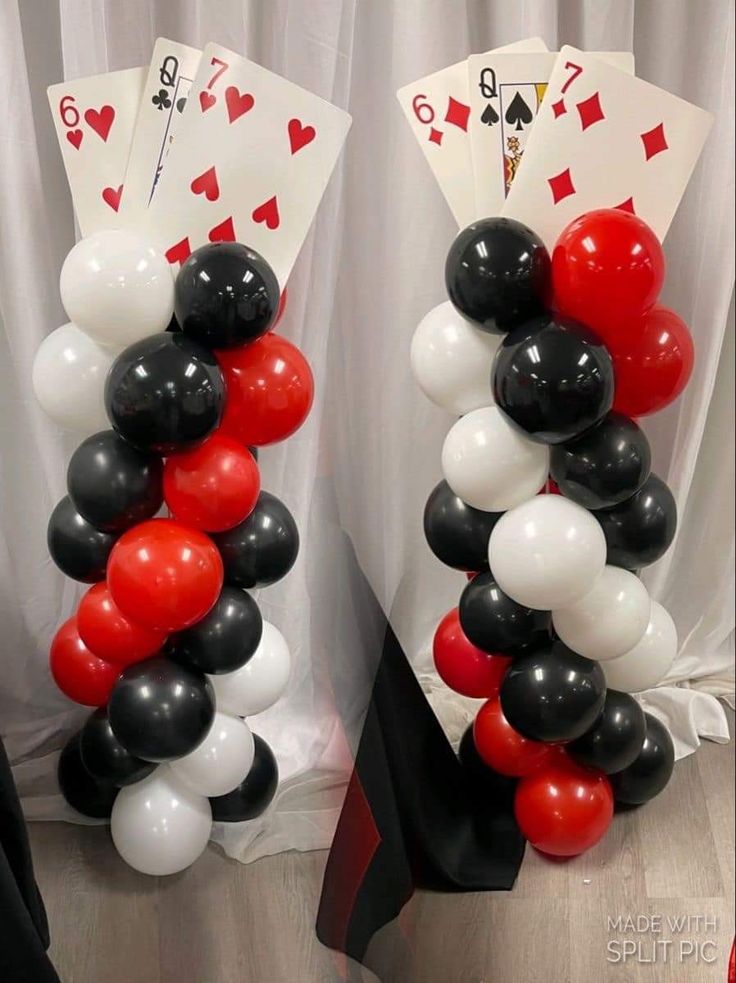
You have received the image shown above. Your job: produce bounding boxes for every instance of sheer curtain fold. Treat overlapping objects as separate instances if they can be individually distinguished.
[2,0,733,861]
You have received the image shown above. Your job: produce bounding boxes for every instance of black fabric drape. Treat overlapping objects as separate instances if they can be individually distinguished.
[0,738,60,983]
[316,615,525,965]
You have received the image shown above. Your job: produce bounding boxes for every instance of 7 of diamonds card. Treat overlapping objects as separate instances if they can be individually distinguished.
[502,47,713,247]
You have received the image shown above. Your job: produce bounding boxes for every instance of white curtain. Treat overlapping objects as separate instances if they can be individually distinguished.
[2,0,733,862]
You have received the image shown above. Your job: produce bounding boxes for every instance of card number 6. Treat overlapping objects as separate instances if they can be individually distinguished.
[412,93,435,125]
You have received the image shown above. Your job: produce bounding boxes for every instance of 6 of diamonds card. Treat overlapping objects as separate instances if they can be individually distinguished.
[144,43,351,286]
[396,37,547,228]
[48,67,145,235]
[502,46,713,247]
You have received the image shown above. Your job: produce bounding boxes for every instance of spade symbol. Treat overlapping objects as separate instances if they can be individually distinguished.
[481,103,499,126]
[505,91,533,132]
[176,97,187,114]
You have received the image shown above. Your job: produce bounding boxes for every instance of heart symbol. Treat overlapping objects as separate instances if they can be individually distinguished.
[209,217,236,243]
[225,86,255,124]
[288,118,316,155]
[66,129,83,149]
[251,195,280,230]
[190,166,220,201]
[84,105,115,141]
[102,184,123,212]
[199,91,216,113]
[165,237,192,266]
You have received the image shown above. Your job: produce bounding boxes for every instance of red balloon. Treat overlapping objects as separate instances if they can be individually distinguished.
[552,209,665,337]
[77,581,166,665]
[50,617,120,706]
[433,609,512,698]
[474,697,558,777]
[107,518,223,632]
[217,333,314,446]
[538,478,562,495]
[515,758,614,856]
[163,433,260,532]
[608,305,694,417]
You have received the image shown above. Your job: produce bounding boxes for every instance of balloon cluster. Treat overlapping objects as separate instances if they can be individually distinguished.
[413,210,688,858]
[35,231,312,874]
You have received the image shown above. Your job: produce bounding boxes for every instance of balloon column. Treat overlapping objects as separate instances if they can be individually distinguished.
[414,210,686,858]
[35,233,310,874]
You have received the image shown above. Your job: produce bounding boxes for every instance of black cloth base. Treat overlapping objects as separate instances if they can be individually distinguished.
[316,616,525,965]
[0,738,60,983]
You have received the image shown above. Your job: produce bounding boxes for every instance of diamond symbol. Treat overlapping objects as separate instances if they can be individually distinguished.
[614,197,636,214]
[551,98,567,119]
[445,96,470,131]
[428,127,443,145]
[548,168,576,204]
[576,92,605,131]
[641,122,668,160]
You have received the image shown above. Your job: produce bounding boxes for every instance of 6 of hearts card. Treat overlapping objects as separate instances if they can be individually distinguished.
[48,67,145,235]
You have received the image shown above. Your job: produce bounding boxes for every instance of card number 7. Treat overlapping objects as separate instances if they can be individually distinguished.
[199,56,230,113]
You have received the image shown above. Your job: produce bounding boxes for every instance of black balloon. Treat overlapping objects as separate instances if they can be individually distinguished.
[212,491,299,589]
[58,732,118,818]
[175,242,280,349]
[210,734,278,821]
[595,473,677,570]
[610,713,675,805]
[79,707,156,787]
[500,642,606,742]
[423,480,499,572]
[459,572,552,656]
[67,429,163,532]
[167,586,263,674]
[493,315,615,444]
[108,657,215,763]
[105,333,225,454]
[47,495,118,583]
[568,689,646,774]
[550,412,651,510]
[445,217,550,333]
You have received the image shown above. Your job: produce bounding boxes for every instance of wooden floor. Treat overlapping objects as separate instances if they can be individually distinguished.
[29,724,734,983]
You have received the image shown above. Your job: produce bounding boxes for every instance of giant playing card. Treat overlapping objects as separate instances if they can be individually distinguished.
[502,47,713,246]
[143,43,351,285]
[396,37,547,227]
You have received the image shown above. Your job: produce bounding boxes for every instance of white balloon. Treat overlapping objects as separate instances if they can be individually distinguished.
[602,602,678,693]
[111,768,211,875]
[489,495,607,609]
[209,621,291,717]
[32,322,115,432]
[552,566,651,661]
[171,713,255,797]
[441,406,549,512]
[410,301,500,414]
[60,230,174,346]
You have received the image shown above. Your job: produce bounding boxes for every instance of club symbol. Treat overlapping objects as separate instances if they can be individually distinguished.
[151,89,172,111]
